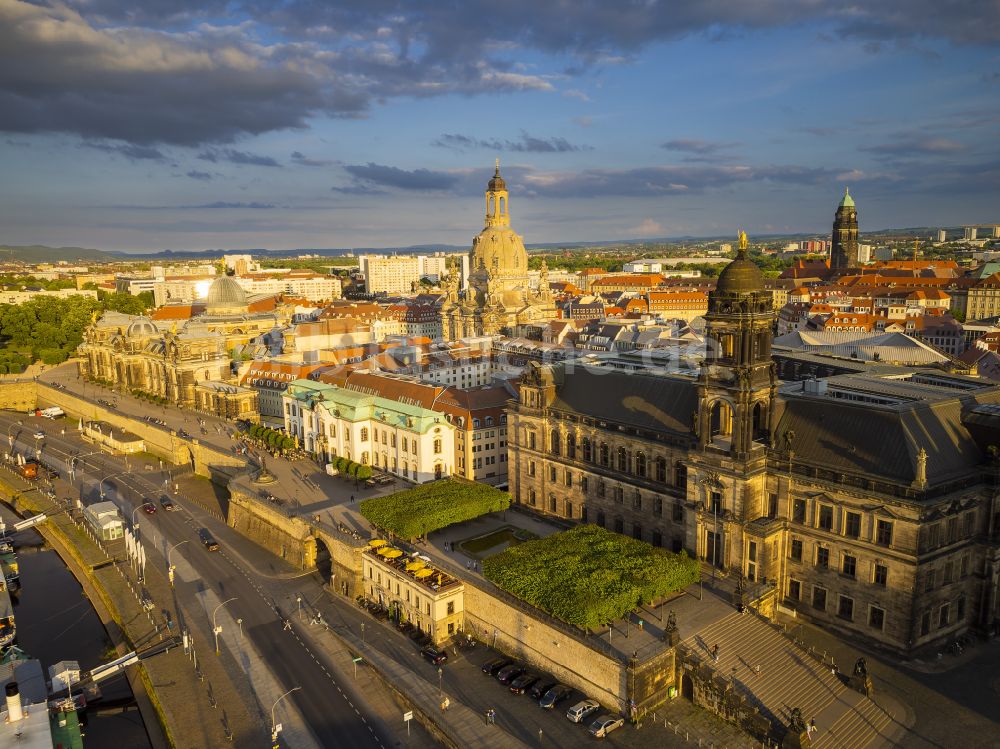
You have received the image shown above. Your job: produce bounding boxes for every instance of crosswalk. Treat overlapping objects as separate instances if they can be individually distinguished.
[680,612,897,748]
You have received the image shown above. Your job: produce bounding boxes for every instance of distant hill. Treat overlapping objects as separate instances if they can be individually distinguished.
[0,245,118,262]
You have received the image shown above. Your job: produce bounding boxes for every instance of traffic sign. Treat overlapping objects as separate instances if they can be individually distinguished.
[352,657,363,663]
[403,711,413,722]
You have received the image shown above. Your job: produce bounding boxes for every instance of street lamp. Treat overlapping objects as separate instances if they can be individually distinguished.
[167,540,188,588]
[437,666,443,700]
[213,597,238,655]
[270,686,301,744]
[99,472,124,501]
[7,420,22,448]
[131,502,153,530]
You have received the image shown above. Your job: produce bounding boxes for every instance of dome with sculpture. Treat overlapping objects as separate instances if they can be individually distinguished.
[125,316,158,338]
[205,275,248,315]
[715,230,764,295]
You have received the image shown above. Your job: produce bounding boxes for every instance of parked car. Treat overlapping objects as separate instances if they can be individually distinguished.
[143,503,157,515]
[540,684,572,709]
[33,431,44,440]
[588,714,625,738]
[566,699,601,724]
[509,673,540,695]
[160,498,176,511]
[482,658,512,676]
[178,429,191,439]
[198,529,219,551]
[528,680,559,700]
[496,664,525,685]
[420,646,448,665]
[140,594,155,611]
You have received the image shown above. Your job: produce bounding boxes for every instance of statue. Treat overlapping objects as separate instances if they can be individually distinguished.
[852,657,867,678]
[788,707,805,733]
[691,410,700,437]
[914,446,928,488]
[738,230,748,252]
[666,610,677,631]
[849,656,873,697]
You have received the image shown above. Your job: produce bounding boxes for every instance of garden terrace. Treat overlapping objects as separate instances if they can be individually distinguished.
[358,478,510,539]
[482,524,699,631]
[363,543,462,594]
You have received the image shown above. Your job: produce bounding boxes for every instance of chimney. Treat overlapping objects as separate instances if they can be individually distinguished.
[5,681,23,722]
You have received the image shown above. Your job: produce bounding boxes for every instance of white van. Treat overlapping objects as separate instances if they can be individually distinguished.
[565,699,600,723]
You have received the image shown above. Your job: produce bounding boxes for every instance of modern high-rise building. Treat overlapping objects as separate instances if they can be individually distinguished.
[830,187,860,271]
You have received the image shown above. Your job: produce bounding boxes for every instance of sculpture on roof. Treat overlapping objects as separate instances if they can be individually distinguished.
[738,229,748,252]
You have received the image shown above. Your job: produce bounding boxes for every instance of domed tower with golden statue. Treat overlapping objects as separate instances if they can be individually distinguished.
[442,161,558,340]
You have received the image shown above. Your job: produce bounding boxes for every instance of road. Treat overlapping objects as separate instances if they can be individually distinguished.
[2,411,401,749]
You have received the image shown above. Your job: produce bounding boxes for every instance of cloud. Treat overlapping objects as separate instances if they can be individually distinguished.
[291,151,334,167]
[661,138,740,162]
[186,169,212,181]
[562,89,591,102]
[197,148,281,167]
[115,200,277,209]
[433,131,591,153]
[83,141,167,161]
[860,135,966,157]
[628,218,664,236]
[342,163,458,191]
[573,116,593,128]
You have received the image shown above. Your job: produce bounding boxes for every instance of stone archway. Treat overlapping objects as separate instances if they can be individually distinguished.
[681,672,694,700]
[314,536,332,583]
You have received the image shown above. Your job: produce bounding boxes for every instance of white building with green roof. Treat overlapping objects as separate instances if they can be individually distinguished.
[283,379,455,483]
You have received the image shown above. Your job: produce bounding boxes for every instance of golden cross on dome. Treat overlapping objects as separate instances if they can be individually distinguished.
[495,157,500,173]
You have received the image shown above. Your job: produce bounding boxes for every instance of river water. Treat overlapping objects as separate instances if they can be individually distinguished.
[1,505,151,748]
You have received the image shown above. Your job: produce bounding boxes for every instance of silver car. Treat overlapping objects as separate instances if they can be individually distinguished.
[588,714,625,738]
[566,698,600,723]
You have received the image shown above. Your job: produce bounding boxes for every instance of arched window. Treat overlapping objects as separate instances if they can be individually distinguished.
[635,452,647,478]
[485,416,494,426]
[566,433,576,459]
[473,418,481,428]
[499,196,506,214]
[617,446,628,472]
[360,427,369,442]
[488,195,495,214]
[361,451,369,465]
[550,429,560,456]
[582,438,592,462]
[600,443,609,467]
[433,439,442,454]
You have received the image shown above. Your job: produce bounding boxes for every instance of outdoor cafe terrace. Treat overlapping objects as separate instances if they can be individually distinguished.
[364,541,462,595]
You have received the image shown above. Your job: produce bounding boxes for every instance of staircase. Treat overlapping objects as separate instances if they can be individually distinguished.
[681,611,897,748]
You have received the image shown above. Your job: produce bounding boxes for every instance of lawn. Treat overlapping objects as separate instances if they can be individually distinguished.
[482,524,699,631]
[359,478,510,539]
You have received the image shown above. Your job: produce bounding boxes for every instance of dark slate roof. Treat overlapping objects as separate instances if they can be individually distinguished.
[774,388,1000,485]
[552,368,698,436]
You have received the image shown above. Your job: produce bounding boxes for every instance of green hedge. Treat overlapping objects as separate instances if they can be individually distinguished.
[359,478,510,539]
[482,525,699,631]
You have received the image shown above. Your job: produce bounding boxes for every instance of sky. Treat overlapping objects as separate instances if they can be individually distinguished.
[1,0,998,253]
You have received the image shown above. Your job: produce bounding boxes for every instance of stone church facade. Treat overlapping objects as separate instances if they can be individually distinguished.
[508,235,1000,654]
[441,163,557,339]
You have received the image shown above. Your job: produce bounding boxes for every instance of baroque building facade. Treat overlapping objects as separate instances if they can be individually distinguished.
[508,233,1000,653]
[77,275,278,417]
[441,163,557,340]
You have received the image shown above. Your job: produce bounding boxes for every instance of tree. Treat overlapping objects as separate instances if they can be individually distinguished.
[356,464,372,481]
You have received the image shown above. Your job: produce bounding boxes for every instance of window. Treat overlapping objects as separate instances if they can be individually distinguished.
[920,611,931,636]
[550,429,560,456]
[529,432,536,450]
[869,606,885,631]
[613,486,624,504]
[876,520,893,547]
[957,596,966,621]
[528,461,535,477]
[842,554,856,579]
[566,502,573,519]
[653,497,663,517]
[635,452,647,478]
[583,438,592,462]
[581,476,589,493]
[617,446,628,472]
[614,516,624,534]
[812,586,827,611]
[528,489,536,506]
[938,603,950,629]
[600,443,609,466]
[963,511,975,537]
[874,563,887,587]
[709,491,722,514]
[632,491,642,511]
[565,471,573,488]
[791,539,802,562]
[816,547,829,569]
[925,569,936,592]
[550,494,557,513]
[818,505,833,531]
[655,457,667,483]
[672,502,684,523]
[566,434,576,459]
[360,427,369,442]
[788,579,801,601]
[838,595,854,621]
[675,463,687,491]
[845,512,861,539]
[549,465,557,482]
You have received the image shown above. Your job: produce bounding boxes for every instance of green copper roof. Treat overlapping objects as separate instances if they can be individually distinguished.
[839,186,855,208]
[286,379,445,434]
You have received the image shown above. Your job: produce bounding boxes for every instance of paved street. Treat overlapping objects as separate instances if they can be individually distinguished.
[3,411,435,749]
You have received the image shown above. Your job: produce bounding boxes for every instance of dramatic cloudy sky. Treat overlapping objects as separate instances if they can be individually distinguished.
[1,0,998,252]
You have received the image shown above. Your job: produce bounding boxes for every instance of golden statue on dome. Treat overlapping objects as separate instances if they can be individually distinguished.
[738,230,748,251]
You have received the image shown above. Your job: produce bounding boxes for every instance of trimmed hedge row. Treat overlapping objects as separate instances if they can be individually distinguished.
[331,456,372,481]
[248,424,295,451]
[482,524,699,631]
[359,478,510,539]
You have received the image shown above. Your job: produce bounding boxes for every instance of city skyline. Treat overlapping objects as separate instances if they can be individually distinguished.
[1,0,998,252]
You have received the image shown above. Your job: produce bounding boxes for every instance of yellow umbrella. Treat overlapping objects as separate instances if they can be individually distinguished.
[368,539,388,548]
[405,560,425,572]
[377,546,394,556]
[415,568,433,579]
[383,549,404,559]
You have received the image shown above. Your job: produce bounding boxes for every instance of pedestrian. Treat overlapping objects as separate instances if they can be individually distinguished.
[712,644,719,662]
[754,664,761,675]
[466,561,471,570]
[350,494,354,503]
[808,718,817,737]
